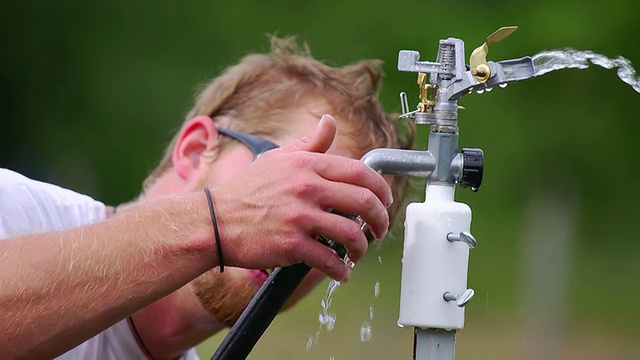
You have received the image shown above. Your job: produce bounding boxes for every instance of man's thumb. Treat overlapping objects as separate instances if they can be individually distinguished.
[282,114,337,154]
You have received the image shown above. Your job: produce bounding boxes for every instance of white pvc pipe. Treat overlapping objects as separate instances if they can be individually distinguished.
[398,184,472,330]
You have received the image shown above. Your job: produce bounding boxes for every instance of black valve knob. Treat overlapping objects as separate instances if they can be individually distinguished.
[460,148,484,192]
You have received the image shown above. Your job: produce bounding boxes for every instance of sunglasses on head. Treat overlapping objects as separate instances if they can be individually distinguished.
[217,128,280,159]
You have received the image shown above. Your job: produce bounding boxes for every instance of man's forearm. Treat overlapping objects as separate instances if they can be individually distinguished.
[0,192,217,358]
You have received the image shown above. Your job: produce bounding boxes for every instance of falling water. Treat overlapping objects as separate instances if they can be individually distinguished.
[359,265,383,343]
[318,280,341,328]
[359,283,379,343]
[532,49,640,93]
[307,280,341,351]
[360,321,372,342]
[307,255,384,351]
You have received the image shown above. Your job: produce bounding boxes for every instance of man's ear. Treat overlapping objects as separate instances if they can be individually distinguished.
[172,115,219,180]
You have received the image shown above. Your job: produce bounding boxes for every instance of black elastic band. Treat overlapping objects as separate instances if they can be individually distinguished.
[204,186,224,272]
[128,316,157,360]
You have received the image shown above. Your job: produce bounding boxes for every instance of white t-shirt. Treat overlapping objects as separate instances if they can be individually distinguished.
[0,169,199,360]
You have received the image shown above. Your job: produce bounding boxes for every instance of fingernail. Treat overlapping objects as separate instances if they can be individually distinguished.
[375,228,388,241]
[319,114,333,124]
[341,268,352,283]
[385,194,394,208]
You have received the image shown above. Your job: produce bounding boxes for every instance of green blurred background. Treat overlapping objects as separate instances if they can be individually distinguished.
[2,1,639,359]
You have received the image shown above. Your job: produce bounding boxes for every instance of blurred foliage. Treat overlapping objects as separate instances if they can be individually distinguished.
[2,0,639,359]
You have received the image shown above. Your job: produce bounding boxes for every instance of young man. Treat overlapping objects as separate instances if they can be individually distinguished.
[0,37,413,359]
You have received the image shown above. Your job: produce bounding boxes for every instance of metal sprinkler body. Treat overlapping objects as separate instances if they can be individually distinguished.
[361,26,536,359]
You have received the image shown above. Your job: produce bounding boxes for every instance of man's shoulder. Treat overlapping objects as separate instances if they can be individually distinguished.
[0,168,94,202]
[0,168,106,238]
[56,320,145,360]
[56,319,200,360]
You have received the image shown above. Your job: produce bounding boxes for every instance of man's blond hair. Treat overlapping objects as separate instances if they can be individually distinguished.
[144,36,414,223]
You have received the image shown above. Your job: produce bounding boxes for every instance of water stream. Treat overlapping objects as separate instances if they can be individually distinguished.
[306,255,385,355]
[307,279,341,351]
[532,49,640,93]
[359,280,380,342]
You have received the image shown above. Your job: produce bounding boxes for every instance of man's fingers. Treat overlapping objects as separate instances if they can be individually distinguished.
[270,114,337,155]
[318,184,389,240]
[311,155,394,209]
[300,240,353,282]
[311,211,369,262]
[302,115,336,153]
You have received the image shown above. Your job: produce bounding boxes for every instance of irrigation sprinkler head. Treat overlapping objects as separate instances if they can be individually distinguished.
[398,26,537,126]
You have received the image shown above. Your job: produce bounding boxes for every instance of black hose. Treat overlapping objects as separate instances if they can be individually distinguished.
[210,263,311,360]
[210,209,354,360]
[210,235,348,360]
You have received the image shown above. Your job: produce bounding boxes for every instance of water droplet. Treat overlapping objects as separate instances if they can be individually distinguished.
[306,336,313,351]
[369,305,374,320]
[378,256,383,266]
[326,314,336,331]
[476,89,484,94]
[499,83,508,88]
[360,321,372,342]
[374,281,380,298]
[485,87,493,92]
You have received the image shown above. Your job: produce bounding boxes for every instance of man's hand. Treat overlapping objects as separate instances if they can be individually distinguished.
[211,115,393,281]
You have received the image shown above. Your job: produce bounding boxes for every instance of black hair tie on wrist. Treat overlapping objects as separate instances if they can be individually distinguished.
[204,186,224,272]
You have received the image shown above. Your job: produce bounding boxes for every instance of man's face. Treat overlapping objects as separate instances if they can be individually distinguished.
[192,100,364,327]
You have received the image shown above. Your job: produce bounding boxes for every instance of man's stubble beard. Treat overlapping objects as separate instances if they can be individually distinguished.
[192,267,261,327]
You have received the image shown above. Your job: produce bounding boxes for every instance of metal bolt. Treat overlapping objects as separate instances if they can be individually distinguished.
[443,289,475,307]
[446,231,477,248]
